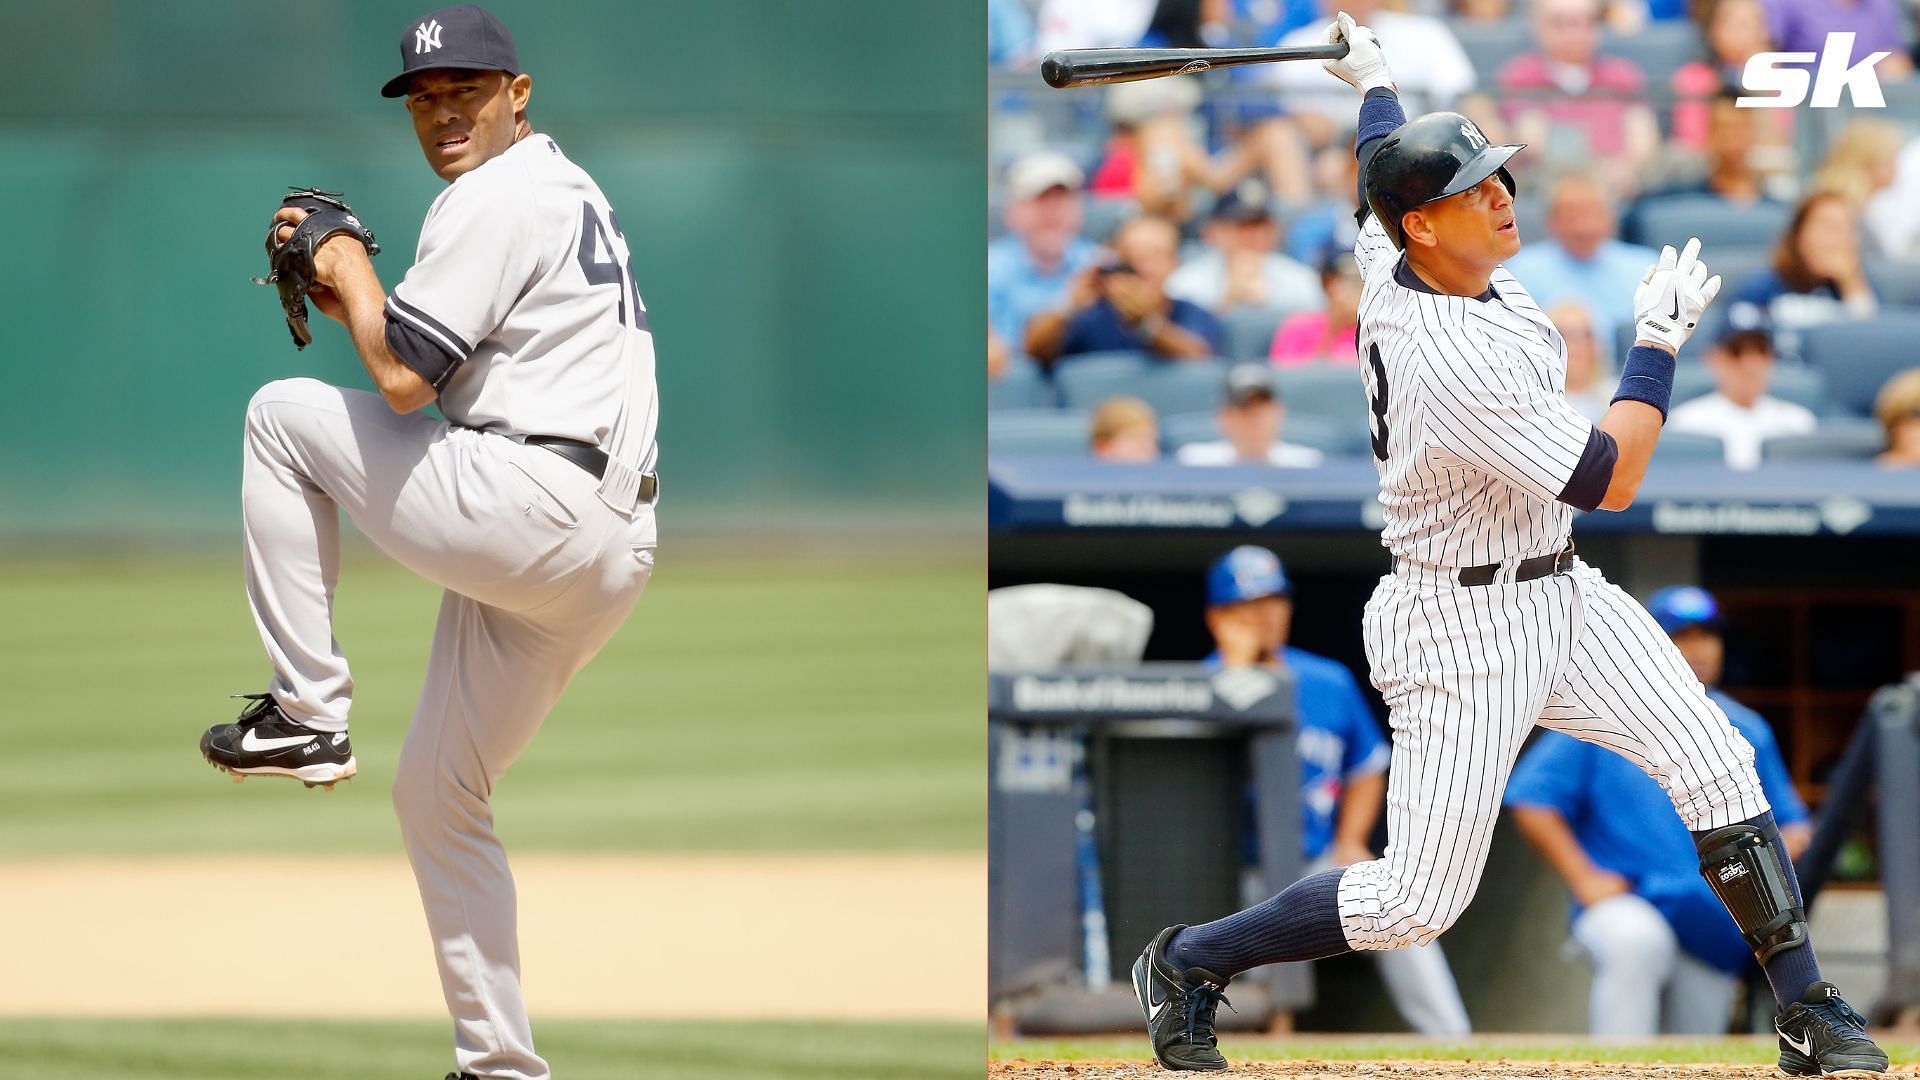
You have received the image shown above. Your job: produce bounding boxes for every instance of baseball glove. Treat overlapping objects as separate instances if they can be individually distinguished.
[252,187,380,350]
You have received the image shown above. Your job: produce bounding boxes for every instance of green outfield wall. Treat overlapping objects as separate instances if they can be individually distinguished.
[0,0,985,538]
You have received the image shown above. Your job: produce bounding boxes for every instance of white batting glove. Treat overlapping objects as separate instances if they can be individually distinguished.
[1323,11,1394,93]
[1632,236,1723,353]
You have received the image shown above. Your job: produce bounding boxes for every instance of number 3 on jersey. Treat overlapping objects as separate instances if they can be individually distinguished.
[1366,342,1390,462]
[576,202,648,332]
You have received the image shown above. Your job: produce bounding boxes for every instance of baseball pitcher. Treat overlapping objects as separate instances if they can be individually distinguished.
[198,6,658,1078]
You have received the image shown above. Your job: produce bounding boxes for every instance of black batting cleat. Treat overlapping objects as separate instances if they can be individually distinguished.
[1775,982,1888,1077]
[1132,924,1232,1072]
[444,1074,479,1079]
[200,693,356,790]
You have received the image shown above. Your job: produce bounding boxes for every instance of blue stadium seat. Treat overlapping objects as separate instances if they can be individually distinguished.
[1866,256,1920,309]
[989,409,1091,457]
[1054,352,1154,409]
[1453,19,1531,83]
[1084,197,1137,244]
[1700,246,1772,299]
[1632,196,1789,256]
[1650,430,1725,464]
[1798,314,1920,416]
[1273,363,1366,435]
[1222,305,1290,362]
[1132,360,1236,415]
[989,358,1057,411]
[1670,361,1827,415]
[1160,411,1220,452]
[1599,21,1704,79]
[1761,421,1885,463]
[1281,412,1354,456]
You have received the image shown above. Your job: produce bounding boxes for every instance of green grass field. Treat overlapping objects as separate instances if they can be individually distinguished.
[0,549,981,856]
[1,1018,982,1079]
[989,1036,1920,1065]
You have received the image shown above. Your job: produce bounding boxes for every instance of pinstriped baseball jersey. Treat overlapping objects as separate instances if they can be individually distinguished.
[386,132,659,475]
[1353,214,1596,567]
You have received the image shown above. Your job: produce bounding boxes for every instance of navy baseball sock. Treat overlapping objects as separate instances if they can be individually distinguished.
[1165,867,1352,980]
[1694,810,1821,1008]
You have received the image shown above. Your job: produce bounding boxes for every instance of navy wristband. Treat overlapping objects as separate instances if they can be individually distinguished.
[1356,87,1405,152]
[1610,344,1678,419]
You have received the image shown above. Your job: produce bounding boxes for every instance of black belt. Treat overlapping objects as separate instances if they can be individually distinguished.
[1397,542,1576,587]
[526,435,657,503]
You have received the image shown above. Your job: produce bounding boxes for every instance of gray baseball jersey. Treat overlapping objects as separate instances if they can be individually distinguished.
[239,131,660,1080]
[386,132,659,477]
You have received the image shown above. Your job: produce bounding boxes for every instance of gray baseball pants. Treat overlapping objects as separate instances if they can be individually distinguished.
[241,377,657,1080]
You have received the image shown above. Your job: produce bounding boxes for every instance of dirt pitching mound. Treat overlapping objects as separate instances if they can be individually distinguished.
[991,1061,1820,1079]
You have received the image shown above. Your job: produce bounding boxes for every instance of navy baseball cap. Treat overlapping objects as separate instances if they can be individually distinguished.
[1647,586,1723,636]
[382,5,521,98]
[1207,546,1291,607]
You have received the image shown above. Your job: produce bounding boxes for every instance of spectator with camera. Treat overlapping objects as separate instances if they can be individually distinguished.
[1029,214,1227,365]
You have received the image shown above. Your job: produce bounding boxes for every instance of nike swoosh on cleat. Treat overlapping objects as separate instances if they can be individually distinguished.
[1779,1027,1813,1057]
[240,730,317,752]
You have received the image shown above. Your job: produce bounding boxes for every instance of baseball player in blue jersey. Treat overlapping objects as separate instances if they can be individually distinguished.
[1506,586,1812,1036]
[1203,547,1471,1036]
[1130,15,1886,1074]
[196,7,658,1079]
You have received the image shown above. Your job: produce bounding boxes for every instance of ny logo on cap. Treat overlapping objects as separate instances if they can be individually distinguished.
[415,18,444,54]
[1459,120,1487,152]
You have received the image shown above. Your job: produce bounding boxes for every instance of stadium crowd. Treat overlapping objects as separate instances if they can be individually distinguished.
[988,0,1920,471]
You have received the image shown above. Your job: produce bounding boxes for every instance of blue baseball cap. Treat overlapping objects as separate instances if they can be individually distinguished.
[382,5,522,98]
[1647,586,1723,636]
[1207,546,1291,607]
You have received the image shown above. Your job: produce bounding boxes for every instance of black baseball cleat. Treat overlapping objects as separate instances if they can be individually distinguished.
[1775,982,1888,1077]
[444,1073,479,1079]
[1132,925,1232,1072]
[200,693,356,790]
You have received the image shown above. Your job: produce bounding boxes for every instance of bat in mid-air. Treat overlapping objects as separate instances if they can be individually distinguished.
[1039,43,1351,88]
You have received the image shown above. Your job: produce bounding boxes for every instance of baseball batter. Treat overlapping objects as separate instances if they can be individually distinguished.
[196,7,657,1079]
[1132,14,1888,1076]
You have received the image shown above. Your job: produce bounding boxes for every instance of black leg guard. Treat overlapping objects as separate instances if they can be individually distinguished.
[1696,820,1808,962]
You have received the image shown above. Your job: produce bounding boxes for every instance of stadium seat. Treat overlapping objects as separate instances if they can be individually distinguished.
[989,409,1091,457]
[1761,422,1885,463]
[1453,18,1531,83]
[1222,305,1290,361]
[1699,246,1771,299]
[1866,256,1920,309]
[1084,197,1137,244]
[1054,352,1154,409]
[1670,362,1827,415]
[1632,197,1789,257]
[1131,360,1236,415]
[1281,412,1354,456]
[1600,21,1704,78]
[1798,314,1920,416]
[989,359,1057,411]
[1650,430,1725,464]
[1160,410,1220,452]
[1273,363,1366,436]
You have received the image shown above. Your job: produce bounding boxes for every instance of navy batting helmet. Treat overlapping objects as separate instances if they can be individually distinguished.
[1206,546,1291,607]
[1647,586,1723,636]
[1365,112,1524,250]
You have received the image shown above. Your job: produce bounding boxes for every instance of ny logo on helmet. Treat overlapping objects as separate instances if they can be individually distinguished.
[415,18,444,54]
[1458,121,1487,152]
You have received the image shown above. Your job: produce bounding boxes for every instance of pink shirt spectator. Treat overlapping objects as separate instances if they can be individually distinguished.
[1269,311,1358,366]
[1496,53,1645,157]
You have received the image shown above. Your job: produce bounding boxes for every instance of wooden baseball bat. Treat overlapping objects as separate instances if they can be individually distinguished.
[1040,43,1350,89]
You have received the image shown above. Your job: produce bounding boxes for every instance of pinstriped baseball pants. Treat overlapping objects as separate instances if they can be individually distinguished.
[1337,557,1769,952]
